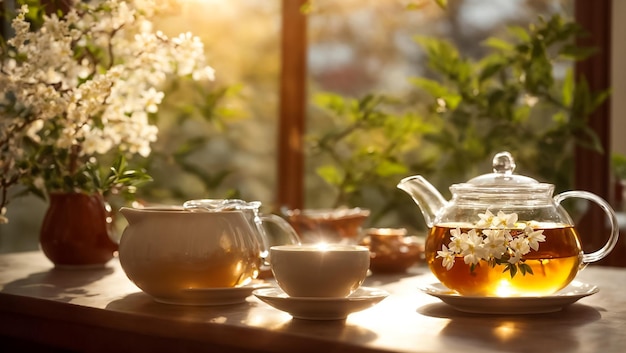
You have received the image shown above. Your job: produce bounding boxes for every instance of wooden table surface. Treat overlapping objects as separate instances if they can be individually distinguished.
[0,251,625,353]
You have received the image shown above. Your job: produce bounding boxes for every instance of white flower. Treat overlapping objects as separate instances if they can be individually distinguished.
[56,127,76,149]
[25,120,44,143]
[523,94,539,107]
[482,229,507,259]
[439,210,545,276]
[194,66,216,81]
[492,211,518,228]
[82,131,114,155]
[524,225,546,251]
[460,229,487,265]
[448,227,465,253]
[508,236,532,264]
[476,210,495,228]
[436,244,456,270]
[509,237,531,256]
[142,88,165,113]
[508,251,522,265]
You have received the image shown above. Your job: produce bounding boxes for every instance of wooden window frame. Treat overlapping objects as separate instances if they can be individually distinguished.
[573,0,623,265]
[277,0,307,210]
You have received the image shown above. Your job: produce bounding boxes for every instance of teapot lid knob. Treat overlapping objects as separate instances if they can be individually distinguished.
[493,151,515,175]
[461,151,545,188]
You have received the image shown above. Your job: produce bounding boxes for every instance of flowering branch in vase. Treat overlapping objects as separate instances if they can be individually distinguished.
[0,0,215,223]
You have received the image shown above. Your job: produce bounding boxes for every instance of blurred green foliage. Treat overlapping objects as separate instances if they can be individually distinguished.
[310,94,430,207]
[308,13,608,231]
[613,153,626,180]
[413,14,608,189]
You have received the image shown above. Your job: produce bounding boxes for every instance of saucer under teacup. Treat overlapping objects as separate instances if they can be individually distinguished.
[253,286,389,320]
[152,281,273,306]
[420,281,598,314]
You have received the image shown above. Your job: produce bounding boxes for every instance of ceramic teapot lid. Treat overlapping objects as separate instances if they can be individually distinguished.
[450,151,553,195]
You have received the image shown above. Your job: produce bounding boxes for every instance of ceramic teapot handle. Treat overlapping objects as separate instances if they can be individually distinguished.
[554,191,620,264]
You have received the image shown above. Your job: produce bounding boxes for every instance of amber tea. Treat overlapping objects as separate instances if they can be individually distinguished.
[426,223,583,296]
[131,250,260,297]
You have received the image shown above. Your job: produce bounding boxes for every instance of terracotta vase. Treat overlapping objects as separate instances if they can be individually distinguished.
[40,192,118,268]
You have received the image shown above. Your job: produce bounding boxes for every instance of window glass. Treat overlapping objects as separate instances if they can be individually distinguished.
[0,0,583,252]
[145,0,281,205]
[305,0,575,230]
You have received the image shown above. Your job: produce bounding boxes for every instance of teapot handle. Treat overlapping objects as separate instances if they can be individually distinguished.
[258,214,302,266]
[554,191,620,264]
[260,214,302,245]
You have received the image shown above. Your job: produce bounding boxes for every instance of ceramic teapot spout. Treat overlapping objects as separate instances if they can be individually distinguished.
[397,175,447,228]
[119,207,150,225]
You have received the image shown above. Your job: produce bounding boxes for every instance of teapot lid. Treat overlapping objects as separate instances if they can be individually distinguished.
[183,199,262,212]
[450,151,553,194]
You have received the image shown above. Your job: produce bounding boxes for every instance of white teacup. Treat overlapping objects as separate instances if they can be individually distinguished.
[270,244,370,298]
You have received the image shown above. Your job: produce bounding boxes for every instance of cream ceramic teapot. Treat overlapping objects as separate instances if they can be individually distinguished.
[118,200,300,303]
[398,151,619,297]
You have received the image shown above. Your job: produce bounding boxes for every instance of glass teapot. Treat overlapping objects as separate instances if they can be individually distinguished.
[398,151,619,297]
[182,199,302,259]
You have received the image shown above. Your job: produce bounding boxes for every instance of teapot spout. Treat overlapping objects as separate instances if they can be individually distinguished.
[119,207,143,224]
[397,175,447,228]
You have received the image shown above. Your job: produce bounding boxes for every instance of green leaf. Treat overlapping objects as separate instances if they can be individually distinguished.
[503,263,518,278]
[513,105,531,123]
[507,25,531,43]
[524,39,553,92]
[314,92,347,115]
[562,69,574,107]
[478,60,505,83]
[316,165,343,186]
[559,44,598,61]
[521,263,534,275]
[552,111,568,125]
[482,38,514,52]
[409,77,450,97]
[375,160,408,177]
[405,1,430,10]
[577,125,604,153]
[433,0,448,10]
[590,89,611,113]
[444,94,462,110]
[415,37,471,85]
[612,153,626,179]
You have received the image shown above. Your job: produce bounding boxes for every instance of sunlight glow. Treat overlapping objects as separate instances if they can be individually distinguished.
[315,242,330,251]
[495,279,514,297]
[493,321,518,342]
